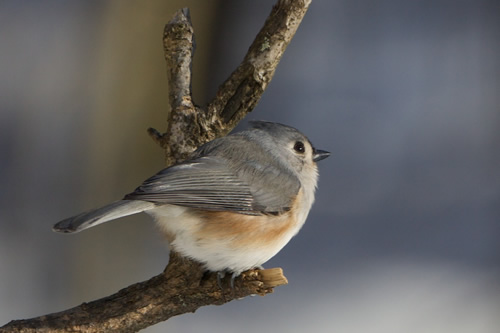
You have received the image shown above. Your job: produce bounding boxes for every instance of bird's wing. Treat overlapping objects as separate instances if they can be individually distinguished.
[124,156,300,215]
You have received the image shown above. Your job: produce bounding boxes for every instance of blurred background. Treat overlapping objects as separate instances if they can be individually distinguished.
[1,0,499,332]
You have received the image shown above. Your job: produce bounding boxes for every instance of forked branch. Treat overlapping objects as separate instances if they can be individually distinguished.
[150,0,311,165]
[1,1,310,332]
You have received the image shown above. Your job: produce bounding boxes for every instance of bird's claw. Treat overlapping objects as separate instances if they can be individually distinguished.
[216,270,239,295]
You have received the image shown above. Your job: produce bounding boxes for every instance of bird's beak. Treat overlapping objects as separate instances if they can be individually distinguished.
[313,149,330,162]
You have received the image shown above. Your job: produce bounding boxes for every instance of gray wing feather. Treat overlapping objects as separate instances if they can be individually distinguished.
[124,157,258,214]
[124,151,300,215]
[193,134,301,213]
[53,200,156,233]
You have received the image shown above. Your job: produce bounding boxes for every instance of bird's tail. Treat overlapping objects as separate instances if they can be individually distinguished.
[53,200,156,233]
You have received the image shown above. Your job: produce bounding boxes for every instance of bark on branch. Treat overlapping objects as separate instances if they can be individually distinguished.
[1,0,310,331]
[1,252,287,333]
[150,0,311,166]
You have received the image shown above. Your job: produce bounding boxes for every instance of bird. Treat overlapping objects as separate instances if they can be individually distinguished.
[53,121,330,282]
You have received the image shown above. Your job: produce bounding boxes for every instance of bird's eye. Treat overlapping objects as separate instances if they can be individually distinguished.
[293,141,305,154]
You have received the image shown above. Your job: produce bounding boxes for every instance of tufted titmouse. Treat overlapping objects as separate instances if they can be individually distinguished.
[54,121,329,279]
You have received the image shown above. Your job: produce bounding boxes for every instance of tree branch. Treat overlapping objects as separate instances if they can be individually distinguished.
[150,0,311,165]
[208,0,311,129]
[1,252,288,333]
[1,1,310,331]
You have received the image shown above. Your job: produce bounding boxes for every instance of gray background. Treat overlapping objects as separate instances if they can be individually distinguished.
[1,1,499,332]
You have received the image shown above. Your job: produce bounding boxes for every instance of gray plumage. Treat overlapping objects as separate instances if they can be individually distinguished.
[53,121,312,233]
[53,200,156,233]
